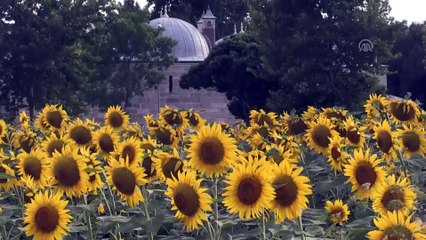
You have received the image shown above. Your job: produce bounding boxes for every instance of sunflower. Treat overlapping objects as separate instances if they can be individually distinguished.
[104,106,130,131]
[50,146,89,197]
[327,136,349,172]
[367,211,425,240]
[0,119,8,143]
[159,106,188,135]
[144,114,159,130]
[270,160,312,222]
[152,148,185,182]
[113,137,143,166]
[141,153,157,181]
[372,120,398,163]
[397,124,426,159]
[185,110,207,130]
[17,149,49,188]
[271,135,301,161]
[364,93,388,118]
[325,199,350,225]
[265,144,298,165]
[186,123,237,177]
[41,133,72,158]
[24,191,72,240]
[140,136,157,153]
[66,118,93,148]
[19,111,30,129]
[372,174,416,216]
[343,116,366,148]
[21,176,39,203]
[281,113,307,136]
[0,163,18,191]
[249,109,278,126]
[222,155,275,220]
[305,117,338,155]
[80,148,103,193]
[106,158,146,207]
[41,104,69,131]
[92,126,118,157]
[150,125,179,147]
[344,149,386,200]
[387,99,421,125]
[302,106,320,122]
[124,122,144,139]
[35,112,49,132]
[165,170,212,232]
[12,129,38,153]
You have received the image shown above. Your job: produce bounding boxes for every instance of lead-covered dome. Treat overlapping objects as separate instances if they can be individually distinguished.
[149,16,210,62]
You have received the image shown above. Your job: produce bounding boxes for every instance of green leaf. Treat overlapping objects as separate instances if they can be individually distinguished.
[0,172,15,180]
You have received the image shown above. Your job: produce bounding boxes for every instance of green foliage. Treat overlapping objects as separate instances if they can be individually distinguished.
[180,33,273,120]
[147,0,249,38]
[250,0,391,113]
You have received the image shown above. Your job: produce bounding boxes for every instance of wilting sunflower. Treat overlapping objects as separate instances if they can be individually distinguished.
[343,116,366,148]
[344,149,386,200]
[24,191,72,240]
[397,124,426,159]
[41,133,72,158]
[325,199,350,225]
[105,106,129,131]
[150,125,179,147]
[153,148,185,182]
[372,120,398,163]
[387,99,421,125]
[41,104,69,131]
[0,163,17,191]
[12,129,38,153]
[66,118,93,148]
[50,146,89,197]
[165,170,212,232]
[92,126,119,156]
[327,136,349,172]
[159,106,188,135]
[222,155,275,220]
[185,110,206,130]
[367,211,425,240]
[249,109,278,126]
[187,123,237,177]
[106,158,146,207]
[17,149,49,188]
[270,160,312,222]
[113,137,142,166]
[372,174,416,216]
[364,93,388,118]
[0,119,7,143]
[305,117,338,155]
[80,148,103,193]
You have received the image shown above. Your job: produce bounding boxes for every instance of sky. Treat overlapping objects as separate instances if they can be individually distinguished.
[131,0,426,23]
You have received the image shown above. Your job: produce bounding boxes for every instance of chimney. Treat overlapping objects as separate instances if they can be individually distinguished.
[200,6,216,49]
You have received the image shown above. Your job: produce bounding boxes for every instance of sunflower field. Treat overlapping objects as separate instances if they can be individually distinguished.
[0,94,425,240]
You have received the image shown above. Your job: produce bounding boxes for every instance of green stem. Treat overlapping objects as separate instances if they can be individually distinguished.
[212,176,220,239]
[397,151,408,177]
[84,195,94,240]
[259,211,267,240]
[298,215,306,240]
[99,189,113,215]
[103,172,117,210]
[142,186,154,240]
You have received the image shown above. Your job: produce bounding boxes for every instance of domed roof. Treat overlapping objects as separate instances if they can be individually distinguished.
[149,16,210,62]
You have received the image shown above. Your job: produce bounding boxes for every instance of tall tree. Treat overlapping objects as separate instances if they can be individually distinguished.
[91,0,175,110]
[180,33,272,120]
[147,0,249,39]
[251,0,393,113]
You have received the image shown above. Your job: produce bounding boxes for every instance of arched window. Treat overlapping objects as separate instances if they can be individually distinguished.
[169,75,173,93]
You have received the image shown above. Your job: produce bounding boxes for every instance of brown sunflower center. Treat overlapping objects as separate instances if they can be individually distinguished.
[237,176,262,205]
[383,226,413,240]
[200,138,225,165]
[312,125,331,148]
[173,184,200,216]
[164,110,183,125]
[390,102,416,122]
[257,114,273,126]
[53,157,81,187]
[35,205,59,233]
[401,132,420,153]
[377,131,393,153]
[112,167,136,195]
[274,175,298,207]
[331,147,341,161]
[162,158,183,179]
[23,157,42,180]
[121,145,136,164]
[47,140,64,157]
[355,162,377,187]
[20,137,35,153]
[141,143,155,152]
[329,208,344,222]
[188,114,199,126]
[255,127,269,138]
[288,119,307,135]
[98,134,114,153]
[108,112,124,128]
[381,185,405,211]
[346,129,361,145]
[154,128,173,145]
[70,126,92,145]
[142,156,156,178]
[325,112,346,121]
[46,111,63,129]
